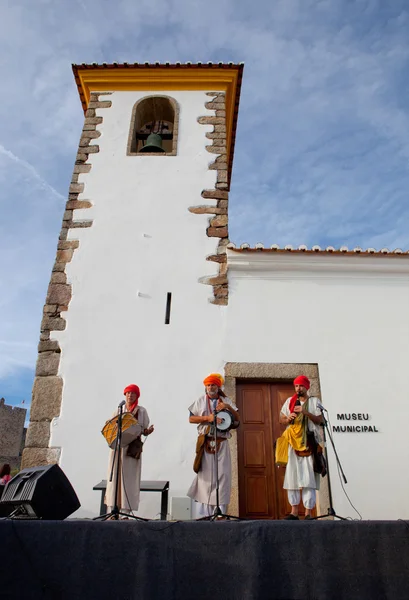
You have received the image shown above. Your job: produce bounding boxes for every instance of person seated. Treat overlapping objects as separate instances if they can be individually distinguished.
[0,464,11,485]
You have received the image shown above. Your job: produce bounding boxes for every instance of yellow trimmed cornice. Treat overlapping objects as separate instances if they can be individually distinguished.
[72,63,243,188]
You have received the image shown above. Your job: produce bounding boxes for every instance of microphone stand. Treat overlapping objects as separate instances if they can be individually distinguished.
[312,407,348,521]
[199,399,243,521]
[95,401,147,521]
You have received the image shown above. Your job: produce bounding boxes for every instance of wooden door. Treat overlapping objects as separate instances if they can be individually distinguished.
[237,381,314,520]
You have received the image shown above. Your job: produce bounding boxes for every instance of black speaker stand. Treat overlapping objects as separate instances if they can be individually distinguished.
[311,408,348,521]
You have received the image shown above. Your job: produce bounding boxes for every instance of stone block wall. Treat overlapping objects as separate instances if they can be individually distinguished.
[0,398,26,470]
[189,92,229,305]
[21,93,112,469]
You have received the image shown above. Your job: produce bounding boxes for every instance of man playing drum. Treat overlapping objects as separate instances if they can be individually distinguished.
[187,373,240,518]
[105,384,154,517]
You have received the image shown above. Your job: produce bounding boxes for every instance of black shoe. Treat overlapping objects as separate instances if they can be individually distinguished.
[304,515,312,520]
[284,514,299,520]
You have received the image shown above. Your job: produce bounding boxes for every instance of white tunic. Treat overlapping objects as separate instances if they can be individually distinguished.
[105,405,150,511]
[280,396,323,491]
[187,395,238,506]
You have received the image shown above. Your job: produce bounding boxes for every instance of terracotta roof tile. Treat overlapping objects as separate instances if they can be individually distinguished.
[226,243,408,256]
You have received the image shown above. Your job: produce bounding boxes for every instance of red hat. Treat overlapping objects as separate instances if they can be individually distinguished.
[293,375,310,390]
[123,384,140,398]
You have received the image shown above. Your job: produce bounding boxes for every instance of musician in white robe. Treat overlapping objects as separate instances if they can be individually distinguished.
[187,373,239,518]
[105,384,154,517]
[279,375,323,520]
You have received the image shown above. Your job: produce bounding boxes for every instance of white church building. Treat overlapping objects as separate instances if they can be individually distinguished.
[23,63,409,521]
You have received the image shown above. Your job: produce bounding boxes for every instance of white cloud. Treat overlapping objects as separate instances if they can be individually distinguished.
[0,145,65,201]
[1,0,409,385]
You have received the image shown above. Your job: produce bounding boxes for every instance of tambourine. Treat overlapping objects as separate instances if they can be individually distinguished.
[216,409,239,432]
[101,413,142,449]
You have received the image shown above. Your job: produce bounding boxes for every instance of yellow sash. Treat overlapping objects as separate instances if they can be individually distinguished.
[275,415,308,466]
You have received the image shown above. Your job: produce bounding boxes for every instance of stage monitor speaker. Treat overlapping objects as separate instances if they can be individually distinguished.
[0,483,13,517]
[0,464,80,520]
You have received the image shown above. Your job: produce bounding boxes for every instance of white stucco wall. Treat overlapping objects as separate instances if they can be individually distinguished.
[224,250,409,520]
[48,89,407,522]
[51,90,227,518]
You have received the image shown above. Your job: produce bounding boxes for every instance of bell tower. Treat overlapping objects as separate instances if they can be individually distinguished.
[22,63,243,516]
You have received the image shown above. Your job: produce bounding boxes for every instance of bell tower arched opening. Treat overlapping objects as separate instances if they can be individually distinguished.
[127,95,179,155]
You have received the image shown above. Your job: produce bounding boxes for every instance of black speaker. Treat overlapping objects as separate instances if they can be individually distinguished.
[0,483,13,517]
[0,464,80,520]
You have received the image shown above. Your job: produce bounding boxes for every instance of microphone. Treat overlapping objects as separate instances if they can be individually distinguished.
[316,401,327,412]
[118,399,126,408]
[289,399,301,423]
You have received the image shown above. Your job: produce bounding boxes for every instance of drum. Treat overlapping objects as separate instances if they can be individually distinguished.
[101,413,142,449]
[216,409,239,432]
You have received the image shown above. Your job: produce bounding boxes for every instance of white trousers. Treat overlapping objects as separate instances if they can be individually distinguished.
[287,488,316,509]
[194,502,228,519]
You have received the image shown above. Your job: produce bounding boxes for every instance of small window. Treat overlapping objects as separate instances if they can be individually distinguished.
[165,292,172,324]
[127,96,178,156]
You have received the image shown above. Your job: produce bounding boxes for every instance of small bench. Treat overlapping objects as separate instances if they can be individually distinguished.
[93,480,169,520]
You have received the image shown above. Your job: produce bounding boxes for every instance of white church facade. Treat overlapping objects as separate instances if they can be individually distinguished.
[23,63,409,521]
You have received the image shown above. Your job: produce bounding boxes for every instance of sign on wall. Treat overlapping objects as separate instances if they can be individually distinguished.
[332,413,379,433]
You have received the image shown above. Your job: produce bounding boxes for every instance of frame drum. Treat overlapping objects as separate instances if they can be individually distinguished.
[102,413,142,449]
[216,409,238,432]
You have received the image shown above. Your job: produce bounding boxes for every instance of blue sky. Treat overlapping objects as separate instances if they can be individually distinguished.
[1,0,409,419]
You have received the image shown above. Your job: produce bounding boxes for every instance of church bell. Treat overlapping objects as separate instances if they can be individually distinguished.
[139,133,165,153]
